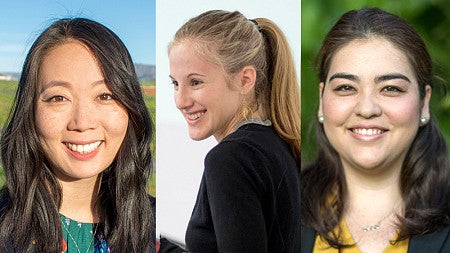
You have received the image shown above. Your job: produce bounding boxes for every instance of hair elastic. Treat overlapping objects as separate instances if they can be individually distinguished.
[249,19,261,32]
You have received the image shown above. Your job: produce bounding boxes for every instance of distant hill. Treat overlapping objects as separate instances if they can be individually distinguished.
[0,63,155,83]
[135,63,155,82]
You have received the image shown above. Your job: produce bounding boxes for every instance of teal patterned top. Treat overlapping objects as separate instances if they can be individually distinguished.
[60,214,110,253]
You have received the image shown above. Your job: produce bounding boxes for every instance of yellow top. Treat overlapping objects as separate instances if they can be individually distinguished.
[313,219,409,253]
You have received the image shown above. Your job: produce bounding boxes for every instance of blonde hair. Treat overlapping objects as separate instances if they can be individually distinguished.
[169,10,300,165]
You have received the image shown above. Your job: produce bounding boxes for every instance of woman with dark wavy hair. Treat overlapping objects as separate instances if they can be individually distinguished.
[301,7,450,253]
[0,18,154,252]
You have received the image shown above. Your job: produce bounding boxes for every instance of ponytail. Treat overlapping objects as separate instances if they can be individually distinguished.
[258,18,300,165]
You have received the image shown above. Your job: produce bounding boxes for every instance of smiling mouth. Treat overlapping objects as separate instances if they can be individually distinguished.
[65,141,102,154]
[187,111,205,120]
[351,128,385,136]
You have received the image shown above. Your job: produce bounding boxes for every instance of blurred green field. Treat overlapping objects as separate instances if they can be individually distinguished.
[0,80,16,129]
[0,80,156,195]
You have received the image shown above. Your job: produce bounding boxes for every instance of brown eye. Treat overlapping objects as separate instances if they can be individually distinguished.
[98,93,113,101]
[382,86,403,92]
[334,85,355,92]
[47,96,66,102]
[191,79,203,86]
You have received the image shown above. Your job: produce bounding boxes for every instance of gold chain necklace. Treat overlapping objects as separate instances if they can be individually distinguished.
[61,217,98,253]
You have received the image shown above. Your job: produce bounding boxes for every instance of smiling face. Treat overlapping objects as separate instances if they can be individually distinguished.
[318,38,431,174]
[35,41,129,181]
[169,40,242,141]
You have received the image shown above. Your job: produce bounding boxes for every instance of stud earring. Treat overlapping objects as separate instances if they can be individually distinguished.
[420,117,428,126]
[318,115,324,124]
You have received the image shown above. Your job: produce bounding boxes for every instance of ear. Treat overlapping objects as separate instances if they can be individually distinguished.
[238,66,257,94]
[318,82,324,118]
[421,85,432,120]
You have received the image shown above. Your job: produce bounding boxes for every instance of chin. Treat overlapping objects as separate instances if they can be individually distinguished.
[188,130,210,141]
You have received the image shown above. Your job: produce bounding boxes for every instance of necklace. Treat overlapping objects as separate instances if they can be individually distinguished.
[61,215,98,253]
[346,200,402,232]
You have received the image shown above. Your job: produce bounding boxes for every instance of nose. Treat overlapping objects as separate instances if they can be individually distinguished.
[174,84,193,110]
[354,91,382,119]
[67,100,97,132]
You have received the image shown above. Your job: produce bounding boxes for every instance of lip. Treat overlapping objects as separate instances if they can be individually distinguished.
[63,140,103,161]
[348,125,388,141]
[183,110,206,125]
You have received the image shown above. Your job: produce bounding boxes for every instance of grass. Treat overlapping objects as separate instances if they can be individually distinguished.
[0,80,156,196]
[0,80,17,129]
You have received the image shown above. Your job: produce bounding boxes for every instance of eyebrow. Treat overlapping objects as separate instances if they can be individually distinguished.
[39,79,106,93]
[169,73,206,80]
[328,73,359,83]
[374,73,411,83]
[328,72,411,84]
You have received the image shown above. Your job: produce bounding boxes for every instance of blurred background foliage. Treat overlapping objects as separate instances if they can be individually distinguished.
[301,0,450,162]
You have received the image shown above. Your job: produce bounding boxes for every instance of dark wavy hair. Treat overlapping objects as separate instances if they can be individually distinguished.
[0,18,154,252]
[301,7,450,248]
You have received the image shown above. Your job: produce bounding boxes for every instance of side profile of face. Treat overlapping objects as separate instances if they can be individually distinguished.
[169,40,242,141]
[318,37,431,174]
[35,41,129,181]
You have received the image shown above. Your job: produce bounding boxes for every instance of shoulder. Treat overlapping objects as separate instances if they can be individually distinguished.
[206,124,293,165]
[203,124,299,195]
[148,194,155,212]
[0,189,9,216]
[205,124,296,175]
[300,225,316,253]
[409,225,450,253]
[406,185,450,252]
[148,194,156,251]
[0,190,13,252]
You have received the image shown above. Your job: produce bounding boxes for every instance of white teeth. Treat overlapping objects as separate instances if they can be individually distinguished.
[352,128,383,136]
[187,112,204,120]
[66,141,102,154]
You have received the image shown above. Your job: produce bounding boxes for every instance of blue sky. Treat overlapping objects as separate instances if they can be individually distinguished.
[0,0,155,72]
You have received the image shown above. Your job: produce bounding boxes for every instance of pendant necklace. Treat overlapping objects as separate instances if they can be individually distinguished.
[61,216,99,253]
[346,200,402,232]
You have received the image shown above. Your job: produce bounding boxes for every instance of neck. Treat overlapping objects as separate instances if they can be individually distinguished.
[214,110,264,142]
[343,165,405,252]
[58,175,101,223]
[344,165,403,220]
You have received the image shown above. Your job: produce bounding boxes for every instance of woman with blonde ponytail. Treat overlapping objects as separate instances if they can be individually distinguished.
[161,9,300,252]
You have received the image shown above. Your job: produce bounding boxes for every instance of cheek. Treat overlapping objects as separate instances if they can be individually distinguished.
[322,95,354,123]
[35,107,63,140]
[383,97,421,125]
[102,108,129,135]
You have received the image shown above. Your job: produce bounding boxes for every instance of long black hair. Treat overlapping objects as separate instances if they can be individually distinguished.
[301,7,450,247]
[0,18,154,252]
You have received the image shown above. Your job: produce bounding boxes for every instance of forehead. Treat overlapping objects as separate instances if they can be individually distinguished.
[328,37,415,80]
[39,41,102,79]
[169,40,224,76]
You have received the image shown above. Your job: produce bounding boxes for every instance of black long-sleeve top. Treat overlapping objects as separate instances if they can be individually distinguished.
[185,124,301,252]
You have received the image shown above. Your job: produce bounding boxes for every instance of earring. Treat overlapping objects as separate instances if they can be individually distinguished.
[318,115,324,124]
[420,117,428,126]
[241,96,252,120]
